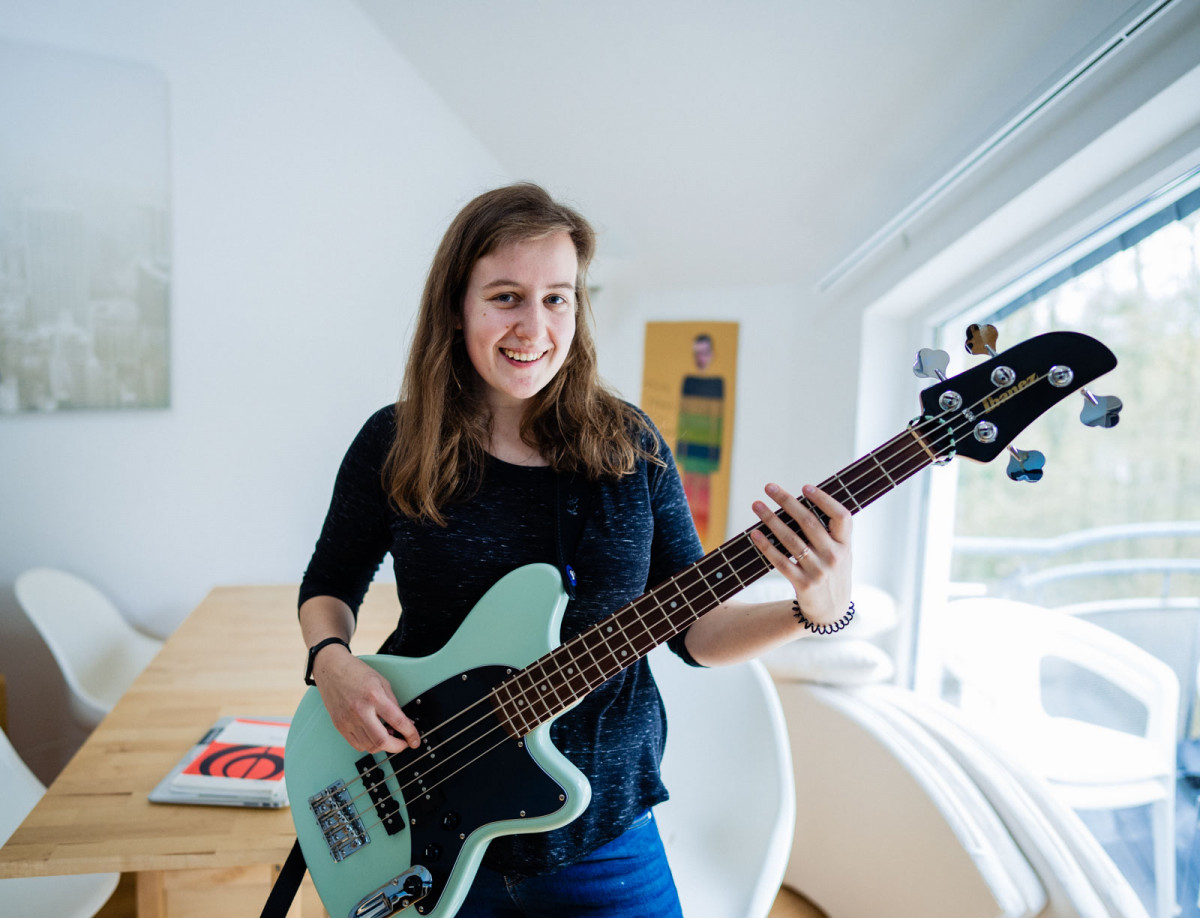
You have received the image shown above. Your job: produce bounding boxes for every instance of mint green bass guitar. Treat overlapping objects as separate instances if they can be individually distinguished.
[283,330,1116,918]
[285,563,587,918]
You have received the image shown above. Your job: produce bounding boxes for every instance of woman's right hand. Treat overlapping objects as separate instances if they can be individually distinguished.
[310,642,421,754]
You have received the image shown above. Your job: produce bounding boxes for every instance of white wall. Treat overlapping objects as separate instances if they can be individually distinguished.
[0,0,508,780]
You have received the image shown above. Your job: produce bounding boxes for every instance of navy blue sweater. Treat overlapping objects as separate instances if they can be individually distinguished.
[299,405,704,876]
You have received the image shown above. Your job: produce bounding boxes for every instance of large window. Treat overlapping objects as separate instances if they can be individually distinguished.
[949,203,1200,607]
[922,180,1200,915]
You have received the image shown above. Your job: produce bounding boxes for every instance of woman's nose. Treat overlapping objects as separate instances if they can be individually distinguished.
[513,302,545,339]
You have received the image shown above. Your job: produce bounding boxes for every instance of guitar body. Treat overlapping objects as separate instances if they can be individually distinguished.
[285,563,590,918]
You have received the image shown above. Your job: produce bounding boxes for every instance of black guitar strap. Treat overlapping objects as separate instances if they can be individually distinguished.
[554,469,592,600]
[260,839,305,918]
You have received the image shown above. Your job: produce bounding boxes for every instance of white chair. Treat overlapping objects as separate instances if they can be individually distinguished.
[1,726,120,916]
[15,567,163,730]
[650,647,795,918]
[942,597,1178,918]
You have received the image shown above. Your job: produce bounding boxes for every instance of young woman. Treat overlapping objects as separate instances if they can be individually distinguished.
[298,183,853,915]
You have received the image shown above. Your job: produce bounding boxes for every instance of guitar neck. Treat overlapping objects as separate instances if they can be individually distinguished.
[491,426,936,736]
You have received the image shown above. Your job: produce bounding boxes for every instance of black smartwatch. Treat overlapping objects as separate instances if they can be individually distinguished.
[304,637,350,686]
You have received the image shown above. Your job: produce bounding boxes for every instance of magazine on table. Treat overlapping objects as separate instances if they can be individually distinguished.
[149,716,290,808]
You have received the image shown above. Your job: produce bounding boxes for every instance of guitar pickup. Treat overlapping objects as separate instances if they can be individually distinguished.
[356,754,405,836]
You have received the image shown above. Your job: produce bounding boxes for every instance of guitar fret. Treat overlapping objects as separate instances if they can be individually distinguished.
[491,678,522,738]
[868,452,898,488]
[583,627,622,676]
[570,633,608,686]
[558,643,591,697]
[822,471,861,512]
[527,658,568,714]
[621,601,659,648]
[514,669,554,727]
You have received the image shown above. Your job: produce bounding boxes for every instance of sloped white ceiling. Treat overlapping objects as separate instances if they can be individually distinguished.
[353,0,1163,291]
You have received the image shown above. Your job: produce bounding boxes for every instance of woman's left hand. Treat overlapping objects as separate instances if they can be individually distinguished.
[749,482,853,627]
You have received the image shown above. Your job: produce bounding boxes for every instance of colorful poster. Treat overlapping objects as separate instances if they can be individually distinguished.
[641,322,738,552]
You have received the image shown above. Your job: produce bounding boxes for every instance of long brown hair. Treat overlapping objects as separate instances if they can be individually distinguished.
[385,183,658,524]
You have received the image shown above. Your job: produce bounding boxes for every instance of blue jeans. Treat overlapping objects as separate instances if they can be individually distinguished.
[457,810,684,917]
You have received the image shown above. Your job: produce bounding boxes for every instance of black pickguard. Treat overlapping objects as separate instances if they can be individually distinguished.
[368,665,570,911]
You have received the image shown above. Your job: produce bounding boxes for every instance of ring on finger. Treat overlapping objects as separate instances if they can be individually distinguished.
[794,545,811,564]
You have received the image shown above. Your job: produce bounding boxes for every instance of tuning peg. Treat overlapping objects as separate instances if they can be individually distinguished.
[1006,446,1045,483]
[965,324,999,357]
[913,348,950,381]
[1080,389,1122,428]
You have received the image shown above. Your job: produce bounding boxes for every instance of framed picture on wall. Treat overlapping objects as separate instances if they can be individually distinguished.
[641,321,738,552]
[0,39,170,414]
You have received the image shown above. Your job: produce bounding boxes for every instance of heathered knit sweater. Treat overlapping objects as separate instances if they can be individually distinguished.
[299,404,704,876]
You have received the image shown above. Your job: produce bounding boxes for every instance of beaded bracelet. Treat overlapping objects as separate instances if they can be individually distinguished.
[792,600,856,635]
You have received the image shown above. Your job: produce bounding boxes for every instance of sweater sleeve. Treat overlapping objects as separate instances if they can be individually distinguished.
[298,407,395,616]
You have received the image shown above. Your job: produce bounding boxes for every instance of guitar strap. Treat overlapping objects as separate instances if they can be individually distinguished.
[554,469,592,600]
[261,470,593,918]
[259,839,305,917]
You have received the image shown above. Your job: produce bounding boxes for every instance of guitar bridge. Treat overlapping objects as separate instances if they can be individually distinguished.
[309,780,370,862]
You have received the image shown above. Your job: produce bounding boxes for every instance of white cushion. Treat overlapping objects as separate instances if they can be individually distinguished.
[762,638,894,685]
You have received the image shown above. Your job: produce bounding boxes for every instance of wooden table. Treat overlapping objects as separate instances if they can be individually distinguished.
[0,584,398,918]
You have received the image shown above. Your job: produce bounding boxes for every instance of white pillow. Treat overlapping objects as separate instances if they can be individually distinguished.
[763,638,894,686]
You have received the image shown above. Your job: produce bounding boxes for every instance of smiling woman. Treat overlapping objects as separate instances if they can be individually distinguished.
[292,182,854,917]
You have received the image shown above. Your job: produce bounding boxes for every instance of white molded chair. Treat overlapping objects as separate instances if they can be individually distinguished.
[650,648,795,918]
[942,597,1178,918]
[1,726,120,916]
[15,567,163,730]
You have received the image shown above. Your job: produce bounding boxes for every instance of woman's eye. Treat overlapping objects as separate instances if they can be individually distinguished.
[545,294,570,307]
[492,292,518,305]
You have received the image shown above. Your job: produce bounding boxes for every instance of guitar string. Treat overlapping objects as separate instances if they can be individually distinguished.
[325,373,1047,832]
[329,396,987,829]
[325,385,1001,828]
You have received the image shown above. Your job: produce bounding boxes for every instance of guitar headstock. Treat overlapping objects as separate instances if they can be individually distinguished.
[914,330,1118,466]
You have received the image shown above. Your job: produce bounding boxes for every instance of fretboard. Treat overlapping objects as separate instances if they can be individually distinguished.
[489,425,937,737]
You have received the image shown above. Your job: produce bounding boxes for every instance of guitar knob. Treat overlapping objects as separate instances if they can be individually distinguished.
[1006,447,1045,483]
[1080,390,1122,428]
[441,811,461,830]
[913,348,949,381]
[423,843,442,861]
[404,874,428,895]
[965,324,999,357]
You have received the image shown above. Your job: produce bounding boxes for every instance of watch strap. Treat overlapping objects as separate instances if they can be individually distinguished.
[305,636,350,685]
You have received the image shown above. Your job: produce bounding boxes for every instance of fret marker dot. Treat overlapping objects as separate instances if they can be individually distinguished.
[567,667,575,674]
[716,571,723,579]
[606,626,613,633]
[670,601,677,609]
[540,684,547,692]
[621,650,628,657]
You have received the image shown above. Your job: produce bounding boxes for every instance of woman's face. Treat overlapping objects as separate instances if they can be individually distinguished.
[461,232,578,414]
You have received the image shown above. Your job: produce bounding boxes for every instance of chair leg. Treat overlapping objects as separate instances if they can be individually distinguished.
[1151,793,1177,918]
